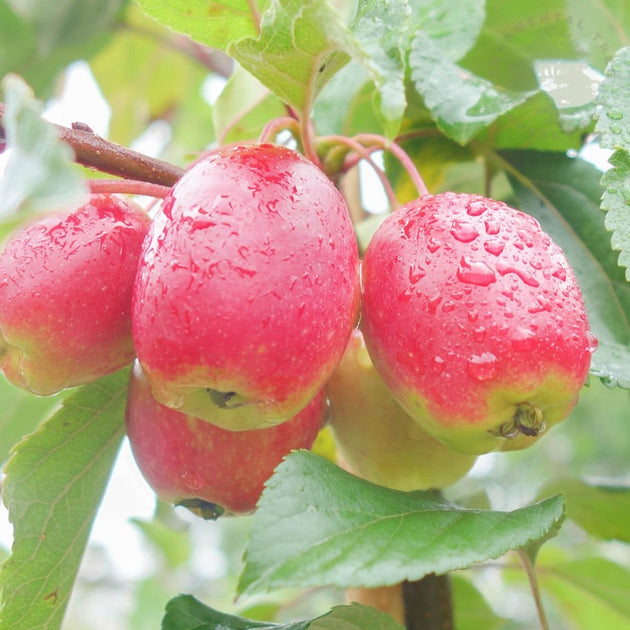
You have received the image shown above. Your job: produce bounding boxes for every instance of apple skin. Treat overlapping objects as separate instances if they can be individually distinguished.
[125,361,328,516]
[361,192,597,455]
[0,195,150,395]
[328,330,476,491]
[132,143,361,429]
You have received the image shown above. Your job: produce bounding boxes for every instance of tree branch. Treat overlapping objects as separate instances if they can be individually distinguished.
[0,104,185,187]
[402,574,454,630]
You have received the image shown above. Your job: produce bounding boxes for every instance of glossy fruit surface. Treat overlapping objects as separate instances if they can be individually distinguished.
[328,330,476,490]
[132,143,360,429]
[361,192,596,455]
[0,194,150,395]
[125,362,327,516]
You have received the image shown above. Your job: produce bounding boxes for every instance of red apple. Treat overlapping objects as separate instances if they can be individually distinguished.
[132,143,360,429]
[0,194,150,395]
[125,361,328,517]
[361,192,597,455]
[328,330,476,490]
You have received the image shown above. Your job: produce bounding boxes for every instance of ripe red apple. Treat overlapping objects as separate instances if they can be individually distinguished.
[328,330,476,490]
[361,192,597,455]
[132,143,361,429]
[0,194,150,395]
[125,361,328,517]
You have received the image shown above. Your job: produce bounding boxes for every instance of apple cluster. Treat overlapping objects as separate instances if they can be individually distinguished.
[0,143,597,515]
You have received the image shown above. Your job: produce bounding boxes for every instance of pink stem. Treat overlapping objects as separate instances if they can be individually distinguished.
[88,179,172,198]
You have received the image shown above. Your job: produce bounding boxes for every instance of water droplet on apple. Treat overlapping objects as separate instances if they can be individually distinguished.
[496,261,539,287]
[466,200,487,216]
[427,238,441,253]
[483,239,505,256]
[472,326,486,342]
[586,331,598,354]
[408,264,425,284]
[450,220,479,243]
[466,352,498,381]
[484,220,500,235]
[432,356,445,374]
[552,266,567,281]
[457,257,496,286]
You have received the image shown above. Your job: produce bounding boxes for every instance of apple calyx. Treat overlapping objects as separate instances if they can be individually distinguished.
[176,498,225,521]
[493,403,545,439]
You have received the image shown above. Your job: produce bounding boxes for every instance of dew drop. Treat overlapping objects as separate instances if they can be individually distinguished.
[408,264,425,284]
[517,229,534,247]
[483,238,505,256]
[607,109,623,120]
[450,220,480,243]
[473,325,486,342]
[427,294,442,314]
[466,352,498,381]
[586,331,598,354]
[467,200,487,216]
[433,356,445,374]
[496,261,539,287]
[552,266,567,282]
[484,220,500,235]
[427,237,441,253]
[442,300,456,313]
[457,257,496,286]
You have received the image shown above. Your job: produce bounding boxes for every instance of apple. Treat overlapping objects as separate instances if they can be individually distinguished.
[328,330,476,490]
[132,143,361,429]
[0,194,150,395]
[361,192,597,455]
[125,361,328,517]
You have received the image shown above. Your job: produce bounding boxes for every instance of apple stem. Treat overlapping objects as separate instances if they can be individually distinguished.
[319,134,400,210]
[518,549,550,630]
[88,179,172,198]
[402,574,453,630]
[257,116,302,145]
[354,133,429,198]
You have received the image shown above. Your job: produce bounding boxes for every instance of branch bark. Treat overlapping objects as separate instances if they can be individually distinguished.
[402,574,454,630]
[0,105,185,187]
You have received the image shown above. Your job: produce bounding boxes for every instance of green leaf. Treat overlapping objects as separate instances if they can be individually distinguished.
[162,596,403,630]
[567,0,630,72]
[500,150,630,388]
[162,593,310,629]
[238,451,565,597]
[0,375,66,467]
[89,4,212,146]
[135,0,267,51]
[6,0,125,57]
[596,47,630,154]
[538,558,630,630]
[482,91,589,152]
[1,0,125,95]
[409,32,532,145]
[596,47,630,281]
[310,603,404,629]
[228,0,351,115]
[451,574,507,630]
[407,0,486,62]
[0,368,129,630]
[460,0,580,91]
[347,0,408,138]
[213,65,285,145]
[538,478,630,542]
[600,152,630,281]
[0,74,89,219]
